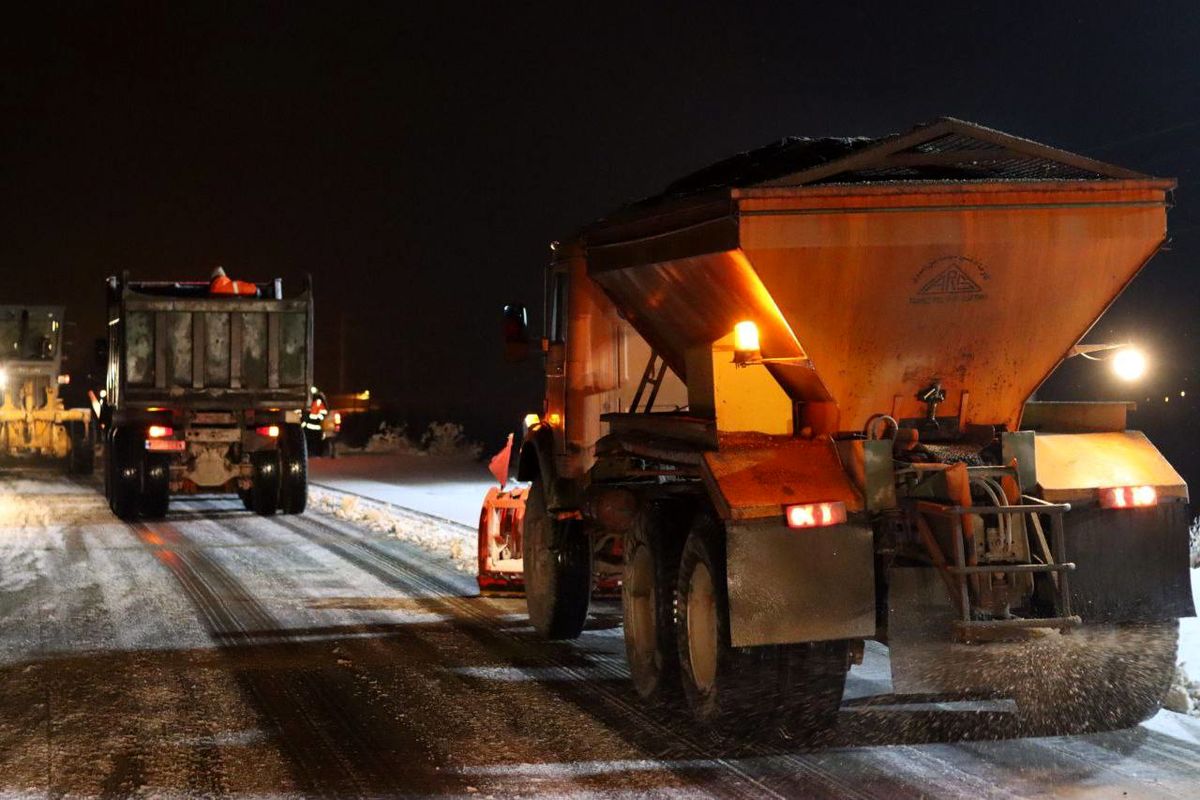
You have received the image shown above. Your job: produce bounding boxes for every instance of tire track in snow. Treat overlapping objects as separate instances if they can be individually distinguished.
[273,510,877,800]
[128,518,451,797]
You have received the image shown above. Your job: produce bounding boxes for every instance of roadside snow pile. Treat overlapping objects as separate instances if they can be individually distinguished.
[350,421,483,460]
[1174,566,1200,716]
[1166,666,1200,715]
[359,423,419,454]
[420,422,483,459]
[309,486,476,574]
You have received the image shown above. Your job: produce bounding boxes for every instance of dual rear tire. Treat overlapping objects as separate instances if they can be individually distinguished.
[106,423,308,521]
[105,427,169,521]
[674,514,847,737]
[245,423,308,516]
[523,480,848,737]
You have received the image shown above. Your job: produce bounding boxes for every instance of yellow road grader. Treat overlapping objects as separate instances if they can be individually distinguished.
[0,305,92,472]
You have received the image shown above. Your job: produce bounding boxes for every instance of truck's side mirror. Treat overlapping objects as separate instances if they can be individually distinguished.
[502,303,530,362]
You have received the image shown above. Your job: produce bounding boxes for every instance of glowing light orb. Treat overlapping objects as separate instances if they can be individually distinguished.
[1112,348,1147,382]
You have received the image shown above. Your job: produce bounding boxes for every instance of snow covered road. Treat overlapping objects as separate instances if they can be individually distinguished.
[2,468,1200,797]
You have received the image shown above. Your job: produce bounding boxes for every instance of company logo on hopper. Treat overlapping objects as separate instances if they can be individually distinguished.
[910,256,990,304]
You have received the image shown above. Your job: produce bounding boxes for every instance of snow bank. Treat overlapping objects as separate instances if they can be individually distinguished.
[308,486,477,574]
[344,421,483,459]
[309,451,496,528]
[1171,566,1200,715]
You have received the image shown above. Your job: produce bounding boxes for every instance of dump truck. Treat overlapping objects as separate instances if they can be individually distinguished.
[98,273,313,520]
[486,118,1195,737]
[0,305,93,472]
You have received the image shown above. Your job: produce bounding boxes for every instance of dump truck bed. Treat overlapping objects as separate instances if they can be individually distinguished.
[106,276,313,413]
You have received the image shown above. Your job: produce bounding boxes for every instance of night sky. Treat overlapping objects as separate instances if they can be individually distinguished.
[2,4,1198,490]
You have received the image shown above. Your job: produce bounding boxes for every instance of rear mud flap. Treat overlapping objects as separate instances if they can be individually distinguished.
[1064,502,1195,623]
[726,519,874,647]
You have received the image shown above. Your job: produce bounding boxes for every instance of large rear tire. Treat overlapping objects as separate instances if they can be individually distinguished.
[250,450,280,516]
[524,481,591,639]
[675,513,846,737]
[676,515,760,731]
[139,452,171,519]
[279,424,308,515]
[108,428,142,522]
[1015,621,1178,736]
[622,501,687,705]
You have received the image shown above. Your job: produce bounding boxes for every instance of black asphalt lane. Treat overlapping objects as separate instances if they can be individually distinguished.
[1,473,1199,797]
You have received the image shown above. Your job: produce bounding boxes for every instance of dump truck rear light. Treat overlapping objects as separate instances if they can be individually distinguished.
[785,501,847,529]
[1099,485,1157,509]
[147,425,173,439]
[256,425,280,438]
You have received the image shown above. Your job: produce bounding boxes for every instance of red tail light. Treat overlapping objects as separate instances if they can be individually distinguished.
[1099,485,1157,509]
[256,425,280,438]
[785,501,847,529]
[147,425,173,439]
[333,412,342,432]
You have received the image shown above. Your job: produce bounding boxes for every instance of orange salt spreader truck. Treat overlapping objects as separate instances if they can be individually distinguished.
[479,118,1195,737]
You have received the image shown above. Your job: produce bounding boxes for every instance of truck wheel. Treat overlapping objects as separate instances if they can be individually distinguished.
[250,450,280,516]
[774,640,848,738]
[279,423,308,515]
[108,428,142,521]
[1015,621,1178,735]
[524,481,591,639]
[622,502,686,704]
[675,514,760,730]
[238,486,254,511]
[139,452,171,519]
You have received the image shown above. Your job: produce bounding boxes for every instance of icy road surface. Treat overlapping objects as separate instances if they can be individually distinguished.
[2,469,1200,798]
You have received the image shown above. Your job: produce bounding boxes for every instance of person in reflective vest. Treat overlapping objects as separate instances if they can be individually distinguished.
[209,266,260,297]
[303,386,329,453]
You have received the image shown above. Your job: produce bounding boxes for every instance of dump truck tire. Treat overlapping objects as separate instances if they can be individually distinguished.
[279,423,308,515]
[238,486,254,511]
[524,481,590,639]
[675,513,845,737]
[1015,621,1178,736]
[250,450,280,516]
[675,514,762,731]
[139,452,171,519]
[622,502,686,705]
[774,640,848,739]
[108,429,141,521]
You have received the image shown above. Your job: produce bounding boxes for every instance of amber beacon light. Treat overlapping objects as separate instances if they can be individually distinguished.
[733,320,761,364]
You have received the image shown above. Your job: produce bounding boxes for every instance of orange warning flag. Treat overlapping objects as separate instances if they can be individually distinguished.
[488,433,514,488]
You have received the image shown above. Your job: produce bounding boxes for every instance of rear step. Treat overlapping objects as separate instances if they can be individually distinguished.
[910,491,1078,641]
